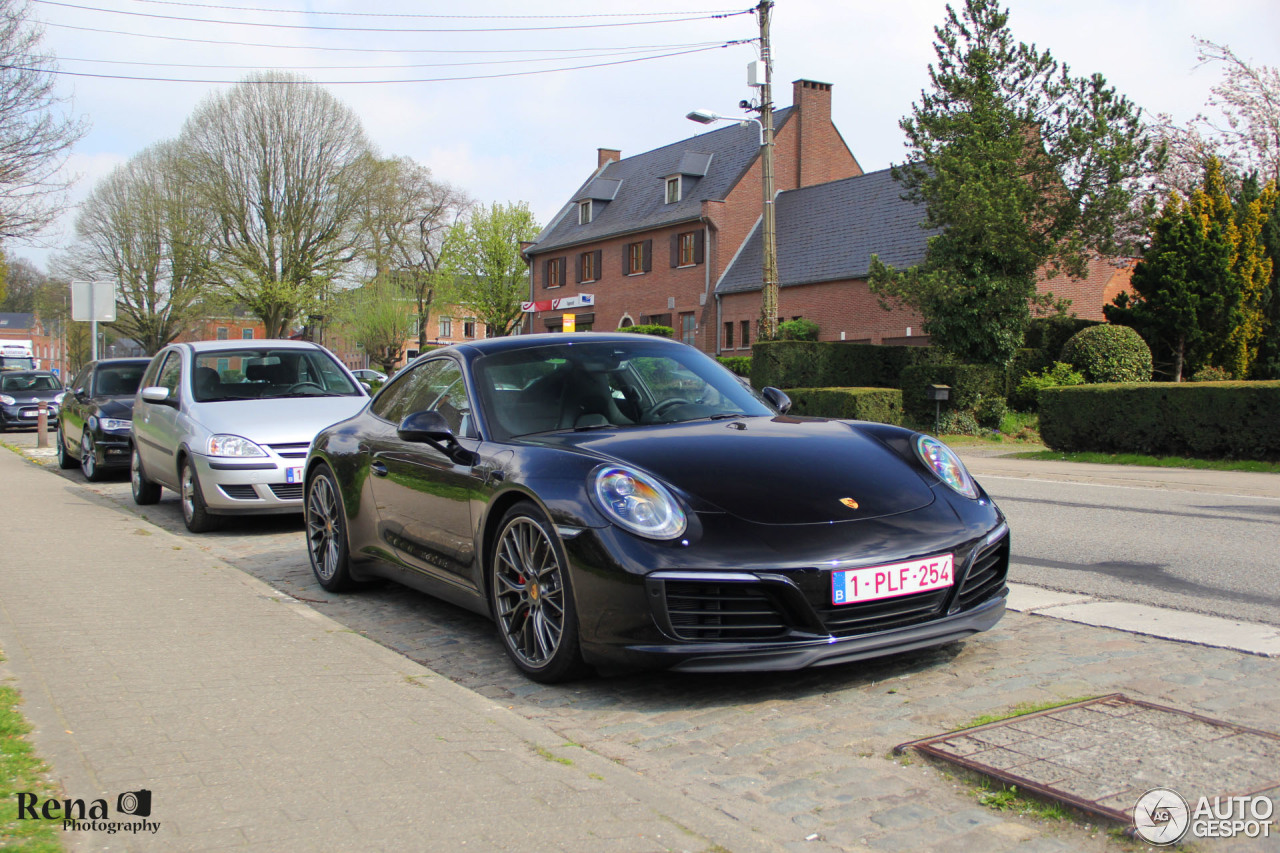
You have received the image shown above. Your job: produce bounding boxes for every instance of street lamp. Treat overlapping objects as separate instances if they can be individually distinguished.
[685,71,778,340]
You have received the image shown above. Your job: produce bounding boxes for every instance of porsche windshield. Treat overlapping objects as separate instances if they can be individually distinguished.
[191,349,360,402]
[474,340,773,439]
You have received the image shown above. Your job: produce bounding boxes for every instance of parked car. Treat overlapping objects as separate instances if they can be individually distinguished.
[352,368,388,384]
[56,357,152,481]
[303,333,1009,682]
[0,371,64,431]
[130,340,368,533]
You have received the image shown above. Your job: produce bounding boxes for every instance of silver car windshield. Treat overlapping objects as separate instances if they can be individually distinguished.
[474,340,773,439]
[191,348,360,402]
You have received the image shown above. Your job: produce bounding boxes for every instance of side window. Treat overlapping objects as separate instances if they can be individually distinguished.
[71,366,92,395]
[156,352,183,396]
[371,358,473,437]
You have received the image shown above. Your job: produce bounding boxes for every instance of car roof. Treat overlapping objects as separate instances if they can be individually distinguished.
[181,339,325,353]
[448,332,687,358]
[91,358,153,367]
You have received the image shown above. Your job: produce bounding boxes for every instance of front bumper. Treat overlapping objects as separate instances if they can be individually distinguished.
[637,592,1005,672]
[1,404,59,427]
[94,430,134,469]
[191,453,307,515]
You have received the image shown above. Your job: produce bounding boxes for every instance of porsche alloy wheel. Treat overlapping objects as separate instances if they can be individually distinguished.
[490,503,586,683]
[305,466,354,591]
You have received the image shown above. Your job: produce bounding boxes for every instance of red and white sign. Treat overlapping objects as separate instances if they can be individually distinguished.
[521,293,595,313]
[831,554,954,605]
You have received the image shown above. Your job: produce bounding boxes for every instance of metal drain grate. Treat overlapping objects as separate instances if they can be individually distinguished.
[895,694,1280,824]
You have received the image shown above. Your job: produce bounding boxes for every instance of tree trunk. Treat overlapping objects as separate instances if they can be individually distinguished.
[1174,337,1185,382]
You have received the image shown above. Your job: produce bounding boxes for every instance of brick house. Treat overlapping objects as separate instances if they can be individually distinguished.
[0,312,73,376]
[522,80,862,352]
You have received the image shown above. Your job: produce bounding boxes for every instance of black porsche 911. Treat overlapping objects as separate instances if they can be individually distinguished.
[303,333,1009,682]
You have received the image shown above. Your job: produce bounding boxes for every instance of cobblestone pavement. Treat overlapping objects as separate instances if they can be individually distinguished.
[7,430,1279,851]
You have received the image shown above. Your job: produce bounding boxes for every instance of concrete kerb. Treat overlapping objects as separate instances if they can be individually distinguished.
[0,446,786,853]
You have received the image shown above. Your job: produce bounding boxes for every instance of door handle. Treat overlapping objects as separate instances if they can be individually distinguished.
[371,461,388,477]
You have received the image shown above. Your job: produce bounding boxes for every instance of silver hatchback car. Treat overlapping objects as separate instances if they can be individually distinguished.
[131,339,369,532]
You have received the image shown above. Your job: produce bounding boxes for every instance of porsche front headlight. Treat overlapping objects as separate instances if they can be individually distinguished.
[591,465,687,540]
[915,435,979,499]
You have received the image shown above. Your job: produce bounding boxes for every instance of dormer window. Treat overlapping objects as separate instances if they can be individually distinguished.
[578,200,592,224]
[665,176,681,204]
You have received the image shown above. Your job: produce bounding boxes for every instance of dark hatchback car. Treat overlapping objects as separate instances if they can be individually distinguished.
[303,333,1009,682]
[56,358,152,481]
[0,371,64,431]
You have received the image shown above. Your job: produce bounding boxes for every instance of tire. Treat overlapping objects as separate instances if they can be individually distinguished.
[56,425,78,469]
[131,447,161,505]
[180,458,223,533]
[489,501,587,683]
[305,465,356,592]
[80,434,105,482]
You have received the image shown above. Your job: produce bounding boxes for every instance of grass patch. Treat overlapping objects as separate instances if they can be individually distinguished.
[955,696,1097,731]
[1011,449,1280,473]
[1,674,64,852]
[534,746,573,766]
[975,780,1070,822]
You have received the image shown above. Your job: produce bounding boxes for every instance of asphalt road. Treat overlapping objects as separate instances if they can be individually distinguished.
[980,473,1280,627]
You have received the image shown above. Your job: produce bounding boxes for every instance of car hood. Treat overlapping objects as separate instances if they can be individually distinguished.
[526,417,936,525]
[93,397,136,418]
[190,396,367,445]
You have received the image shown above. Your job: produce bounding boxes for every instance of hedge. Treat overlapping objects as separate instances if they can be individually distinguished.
[1039,381,1280,459]
[784,387,904,425]
[899,364,1005,422]
[1024,316,1099,355]
[751,340,945,390]
[716,356,751,377]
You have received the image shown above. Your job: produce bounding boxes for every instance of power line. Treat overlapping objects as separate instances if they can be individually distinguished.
[24,41,745,85]
[44,21,746,55]
[120,0,748,20]
[33,1,752,33]
[56,41,732,71]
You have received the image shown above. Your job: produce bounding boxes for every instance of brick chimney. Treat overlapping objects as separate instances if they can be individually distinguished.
[790,79,859,186]
[597,148,621,169]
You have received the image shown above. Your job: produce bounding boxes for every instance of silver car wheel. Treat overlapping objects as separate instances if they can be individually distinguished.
[306,473,342,582]
[180,463,196,522]
[80,434,97,480]
[493,516,566,668]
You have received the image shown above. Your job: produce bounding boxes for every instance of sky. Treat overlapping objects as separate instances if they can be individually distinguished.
[10,0,1280,272]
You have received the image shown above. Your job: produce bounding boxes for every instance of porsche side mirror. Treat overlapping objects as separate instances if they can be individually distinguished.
[761,386,792,414]
[398,410,454,443]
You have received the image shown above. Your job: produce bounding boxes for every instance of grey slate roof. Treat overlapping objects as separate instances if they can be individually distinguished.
[716,167,938,294]
[530,107,795,254]
[0,313,36,330]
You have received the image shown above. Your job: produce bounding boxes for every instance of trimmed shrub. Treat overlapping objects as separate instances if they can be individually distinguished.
[936,410,982,436]
[1004,347,1052,402]
[1191,365,1233,382]
[974,395,1008,429]
[621,324,673,337]
[777,318,820,341]
[1060,324,1153,383]
[1039,381,1280,459]
[751,340,946,390]
[899,363,1005,422]
[1024,316,1099,356]
[1012,362,1086,412]
[717,356,751,377]
[784,387,903,425]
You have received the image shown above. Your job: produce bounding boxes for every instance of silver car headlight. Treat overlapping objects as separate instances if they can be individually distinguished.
[54,392,66,404]
[0,394,13,405]
[915,435,979,499]
[207,434,268,458]
[99,418,131,433]
[591,465,687,540]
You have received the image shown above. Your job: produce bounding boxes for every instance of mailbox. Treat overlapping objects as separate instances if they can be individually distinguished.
[926,384,951,402]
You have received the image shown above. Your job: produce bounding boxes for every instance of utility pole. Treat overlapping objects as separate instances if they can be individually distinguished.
[756,0,779,342]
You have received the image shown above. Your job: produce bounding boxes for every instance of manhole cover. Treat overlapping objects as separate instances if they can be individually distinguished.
[896,694,1280,824]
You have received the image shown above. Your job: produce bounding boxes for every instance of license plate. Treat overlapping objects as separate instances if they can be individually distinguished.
[21,411,37,418]
[832,554,954,605]
[285,466,304,483]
